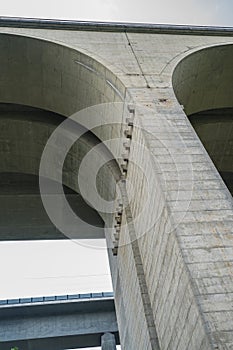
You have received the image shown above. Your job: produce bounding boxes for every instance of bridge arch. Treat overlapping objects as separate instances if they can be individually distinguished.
[172,44,233,195]
[0,33,126,241]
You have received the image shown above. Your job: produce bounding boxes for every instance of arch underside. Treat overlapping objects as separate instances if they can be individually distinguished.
[0,32,124,241]
[189,108,233,195]
[173,44,233,196]
[0,103,107,240]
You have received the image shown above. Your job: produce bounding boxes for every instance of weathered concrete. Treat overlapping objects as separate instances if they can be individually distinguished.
[0,20,232,350]
[0,294,119,350]
[101,332,117,350]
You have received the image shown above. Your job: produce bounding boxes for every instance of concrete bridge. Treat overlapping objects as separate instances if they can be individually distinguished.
[0,17,232,349]
[0,292,119,349]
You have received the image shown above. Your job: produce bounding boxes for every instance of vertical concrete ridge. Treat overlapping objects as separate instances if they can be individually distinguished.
[122,182,160,350]
[124,99,217,349]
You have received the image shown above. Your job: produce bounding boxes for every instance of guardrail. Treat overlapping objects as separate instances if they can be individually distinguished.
[0,291,114,305]
[0,17,233,36]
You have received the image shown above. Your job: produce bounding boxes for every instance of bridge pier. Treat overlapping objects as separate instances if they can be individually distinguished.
[101,333,117,350]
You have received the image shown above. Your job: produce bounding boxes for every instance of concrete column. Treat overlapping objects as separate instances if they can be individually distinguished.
[101,332,117,350]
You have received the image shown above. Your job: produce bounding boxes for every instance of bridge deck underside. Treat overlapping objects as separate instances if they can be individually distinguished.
[0,298,119,349]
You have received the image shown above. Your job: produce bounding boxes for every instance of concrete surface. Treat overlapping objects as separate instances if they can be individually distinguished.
[0,21,232,350]
[0,294,119,350]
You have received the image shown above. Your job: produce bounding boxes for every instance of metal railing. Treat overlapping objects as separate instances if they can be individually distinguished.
[0,16,233,36]
[0,291,114,305]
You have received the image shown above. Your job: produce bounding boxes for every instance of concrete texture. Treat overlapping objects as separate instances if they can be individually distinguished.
[0,21,232,350]
[101,332,117,350]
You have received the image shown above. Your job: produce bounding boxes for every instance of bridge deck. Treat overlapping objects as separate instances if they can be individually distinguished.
[0,293,119,350]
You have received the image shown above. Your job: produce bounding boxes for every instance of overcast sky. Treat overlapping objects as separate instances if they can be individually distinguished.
[0,240,111,299]
[1,0,233,26]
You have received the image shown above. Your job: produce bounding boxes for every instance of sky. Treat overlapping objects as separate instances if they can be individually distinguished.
[0,240,112,299]
[0,0,233,26]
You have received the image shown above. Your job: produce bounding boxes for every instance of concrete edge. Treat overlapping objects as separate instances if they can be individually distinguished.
[0,16,233,36]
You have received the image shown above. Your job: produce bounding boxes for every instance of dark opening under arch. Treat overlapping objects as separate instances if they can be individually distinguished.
[189,108,233,195]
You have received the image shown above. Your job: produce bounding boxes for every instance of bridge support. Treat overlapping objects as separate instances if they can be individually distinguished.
[101,333,117,350]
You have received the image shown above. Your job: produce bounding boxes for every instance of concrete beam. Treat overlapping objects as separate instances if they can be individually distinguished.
[0,295,119,350]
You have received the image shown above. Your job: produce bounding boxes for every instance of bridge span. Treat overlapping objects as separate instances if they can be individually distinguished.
[0,292,119,349]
